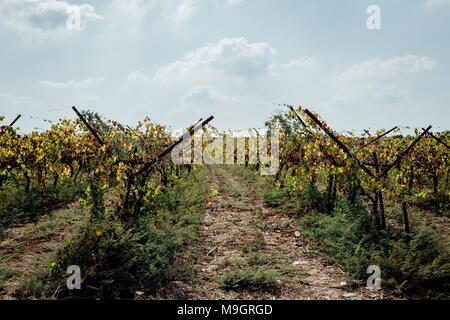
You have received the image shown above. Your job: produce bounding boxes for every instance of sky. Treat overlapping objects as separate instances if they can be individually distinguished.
[0,0,449,134]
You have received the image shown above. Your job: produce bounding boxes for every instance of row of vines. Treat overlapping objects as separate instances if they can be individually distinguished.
[0,110,214,298]
[253,105,449,296]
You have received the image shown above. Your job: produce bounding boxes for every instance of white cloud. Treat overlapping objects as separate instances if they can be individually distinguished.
[149,37,276,83]
[329,55,437,104]
[111,0,157,18]
[269,56,317,74]
[426,0,450,8]
[176,86,269,128]
[0,0,103,38]
[173,0,198,23]
[333,55,436,83]
[39,77,106,89]
[127,71,152,83]
[180,86,228,104]
[0,92,34,106]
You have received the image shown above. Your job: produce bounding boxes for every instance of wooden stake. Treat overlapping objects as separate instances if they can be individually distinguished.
[9,115,21,127]
[373,191,381,230]
[422,129,450,150]
[304,109,375,178]
[380,125,432,178]
[288,105,307,128]
[72,106,105,146]
[356,126,398,153]
[402,202,410,241]
[136,116,214,176]
[373,152,386,229]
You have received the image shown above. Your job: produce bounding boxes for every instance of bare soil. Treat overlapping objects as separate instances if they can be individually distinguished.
[149,165,394,300]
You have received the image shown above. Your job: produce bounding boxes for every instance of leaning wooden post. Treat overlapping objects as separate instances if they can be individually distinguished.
[380,126,432,178]
[288,105,307,128]
[129,116,214,215]
[356,126,398,153]
[422,129,450,150]
[72,106,105,146]
[9,115,21,127]
[303,109,375,179]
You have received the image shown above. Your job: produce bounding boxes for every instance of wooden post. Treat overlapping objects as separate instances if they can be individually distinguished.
[380,125,432,178]
[25,172,31,194]
[136,116,214,176]
[72,106,105,146]
[9,115,21,127]
[373,152,386,229]
[402,202,410,241]
[53,173,59,187]
[356,126,398,153]
[304,109,375,179]
[379,190,386,230]
[288,105,307,128]
[422,129,450,150]
[373,191,381,231]
[128,116,214,216]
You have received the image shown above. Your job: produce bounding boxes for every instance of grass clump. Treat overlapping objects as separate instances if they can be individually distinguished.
[249,253,272,266]
[220,266,279,290]
[262,186,283,208]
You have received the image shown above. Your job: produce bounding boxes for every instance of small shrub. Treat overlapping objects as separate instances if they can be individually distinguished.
[249,253,272,266]
[262,187,283,207]
[220,267,279,290]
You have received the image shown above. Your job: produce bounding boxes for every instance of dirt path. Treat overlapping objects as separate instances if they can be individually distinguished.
[150,165,388,300]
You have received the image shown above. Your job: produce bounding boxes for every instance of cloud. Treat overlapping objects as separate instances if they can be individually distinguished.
[148,37,276,83]
[173,0,198,23]
[426,0,450,8]
[0,92,34,106]
[269,56,317,74]
[127,71,152,82]
[329,55,437,105]
[0,0,103,38]
[180,86,229,104]
[176,86,269,127]
[111,0,157,18]
[39,77,106,89]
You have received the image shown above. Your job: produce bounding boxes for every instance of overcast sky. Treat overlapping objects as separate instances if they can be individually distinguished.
[0,0,449,134]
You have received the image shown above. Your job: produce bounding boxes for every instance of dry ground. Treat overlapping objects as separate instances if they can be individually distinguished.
[148,165,393,300]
